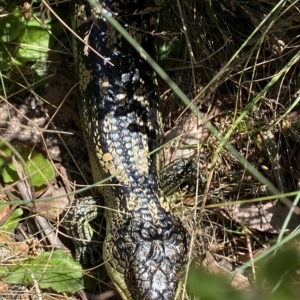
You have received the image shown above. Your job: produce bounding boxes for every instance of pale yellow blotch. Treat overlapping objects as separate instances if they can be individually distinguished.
[95,144,103,155]
[99,159,105,169]
[148,200,158,224]
[82,69,90,77]
[135,198,143,211]
[127,193,143,211]
[80,69,91,91]
[116,170,128,184]
[132,145,149,177]
[101,80,109,87]
[134,87,146,104]
[127,199,135,211]
[137,95,144,102]
[159,196,170,213]
[113,155,121,166]
[102,152,117,174]
[116,94,126,101]
[105,161,115,171]
[91,106,98,122]
[91,5,101,16]
[96,152,103,161]
[103,153,113,162]
[86,122,91,134]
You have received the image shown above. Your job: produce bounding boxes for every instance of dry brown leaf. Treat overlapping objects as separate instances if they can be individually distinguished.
[35,186,69,220]
[226,201,300,233]
[0,204,10,223]
[0,232,13,244]
[162,113,209,164]
[0,281,8,293]
[204,251,251,290]
[0,232,37,257]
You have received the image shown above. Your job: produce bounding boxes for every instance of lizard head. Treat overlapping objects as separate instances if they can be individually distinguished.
[104,215,188,300]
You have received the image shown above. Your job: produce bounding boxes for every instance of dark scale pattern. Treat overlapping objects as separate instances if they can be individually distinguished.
[68,1,193,299]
